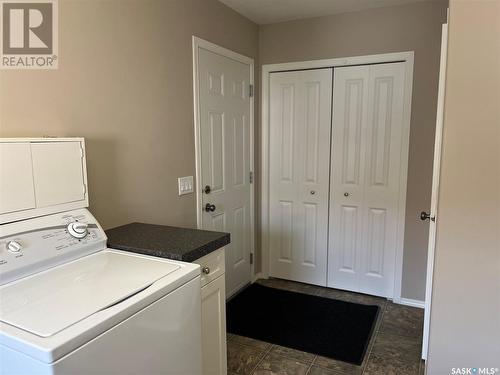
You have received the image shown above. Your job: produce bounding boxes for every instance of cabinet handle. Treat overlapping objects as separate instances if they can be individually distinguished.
[202,266,210,274]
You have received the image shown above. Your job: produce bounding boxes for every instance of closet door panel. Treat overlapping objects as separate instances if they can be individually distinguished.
[358,62,406,297]
[328,65,370,291]
[269,68,332,286]
[328,62,406,298]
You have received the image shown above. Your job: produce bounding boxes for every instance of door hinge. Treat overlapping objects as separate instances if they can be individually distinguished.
[250,253,254,265]
[249,171,253,184]
[249,84,254,98]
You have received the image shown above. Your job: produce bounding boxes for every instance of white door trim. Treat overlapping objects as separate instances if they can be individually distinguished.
[192,36,255,282]
[261,51,414,302]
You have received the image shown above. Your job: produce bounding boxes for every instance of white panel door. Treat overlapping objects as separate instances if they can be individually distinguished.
[198,48,252,297]
[269,69,332,286]
[328,62,406,298]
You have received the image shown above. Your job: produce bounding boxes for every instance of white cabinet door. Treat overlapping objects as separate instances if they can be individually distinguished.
[0,143,36,214]
[198,48,252,297]
[269,68,332,286]
[201,275,227,375]
[328,63,406,298]
[31,142,86,208]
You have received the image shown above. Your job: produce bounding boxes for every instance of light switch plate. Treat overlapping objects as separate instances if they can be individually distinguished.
[178,176,194,196]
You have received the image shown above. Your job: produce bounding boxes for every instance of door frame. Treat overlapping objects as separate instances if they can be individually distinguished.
[192,36,256,283]
[261,51,414,302]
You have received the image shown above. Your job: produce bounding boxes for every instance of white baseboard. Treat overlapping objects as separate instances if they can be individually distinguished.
[252,272,264,282]
[399,298,425,309]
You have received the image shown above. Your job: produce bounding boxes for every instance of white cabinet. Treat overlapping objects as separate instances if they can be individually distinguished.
[195,248,227,375]
[0,138,88,224]
[31,142,86,208]
[200,273,227,375]
[0,143,36,214]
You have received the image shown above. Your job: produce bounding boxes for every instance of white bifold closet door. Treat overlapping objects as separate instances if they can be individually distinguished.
[269,68,332,286]
[328,63,406,298]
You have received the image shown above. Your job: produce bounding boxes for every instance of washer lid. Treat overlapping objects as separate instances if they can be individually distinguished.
[0,251,180,337]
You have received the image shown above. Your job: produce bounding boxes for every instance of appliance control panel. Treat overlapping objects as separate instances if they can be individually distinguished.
[0,208,107,285]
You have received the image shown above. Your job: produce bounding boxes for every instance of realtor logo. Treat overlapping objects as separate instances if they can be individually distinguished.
[1,0,58,69]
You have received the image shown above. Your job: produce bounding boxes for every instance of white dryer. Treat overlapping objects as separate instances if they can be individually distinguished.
[0,138,202,375]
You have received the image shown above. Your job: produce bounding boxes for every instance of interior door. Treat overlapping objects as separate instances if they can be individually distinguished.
[269,69,332,286]
[198,48,252,297]
[422,23,448,360]
[328,62,406,298]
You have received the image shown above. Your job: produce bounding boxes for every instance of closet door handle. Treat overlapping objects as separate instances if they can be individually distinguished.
[344,192,350,197]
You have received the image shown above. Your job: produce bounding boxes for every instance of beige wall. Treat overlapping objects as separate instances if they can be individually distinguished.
[0,0,258,230]
[427,0,500,372]
[259,2,448,300]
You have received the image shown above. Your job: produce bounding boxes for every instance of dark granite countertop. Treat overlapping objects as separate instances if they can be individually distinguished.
[105,223,230,262]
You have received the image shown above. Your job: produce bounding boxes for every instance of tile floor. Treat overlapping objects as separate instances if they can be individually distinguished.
[227,278,425,375]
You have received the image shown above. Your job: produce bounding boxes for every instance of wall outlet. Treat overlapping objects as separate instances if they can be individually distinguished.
[178,176,194,196]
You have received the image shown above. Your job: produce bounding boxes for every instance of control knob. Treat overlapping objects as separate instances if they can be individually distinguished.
[6,241,22,253]
[67,222,88,239]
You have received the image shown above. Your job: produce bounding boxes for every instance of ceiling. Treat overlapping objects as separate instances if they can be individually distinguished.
[218,0,445,25]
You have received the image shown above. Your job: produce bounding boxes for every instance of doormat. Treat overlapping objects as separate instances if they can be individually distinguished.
[226,283,379,365]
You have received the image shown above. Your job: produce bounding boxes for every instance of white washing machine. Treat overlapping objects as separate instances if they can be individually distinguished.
[0,138,202,375]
